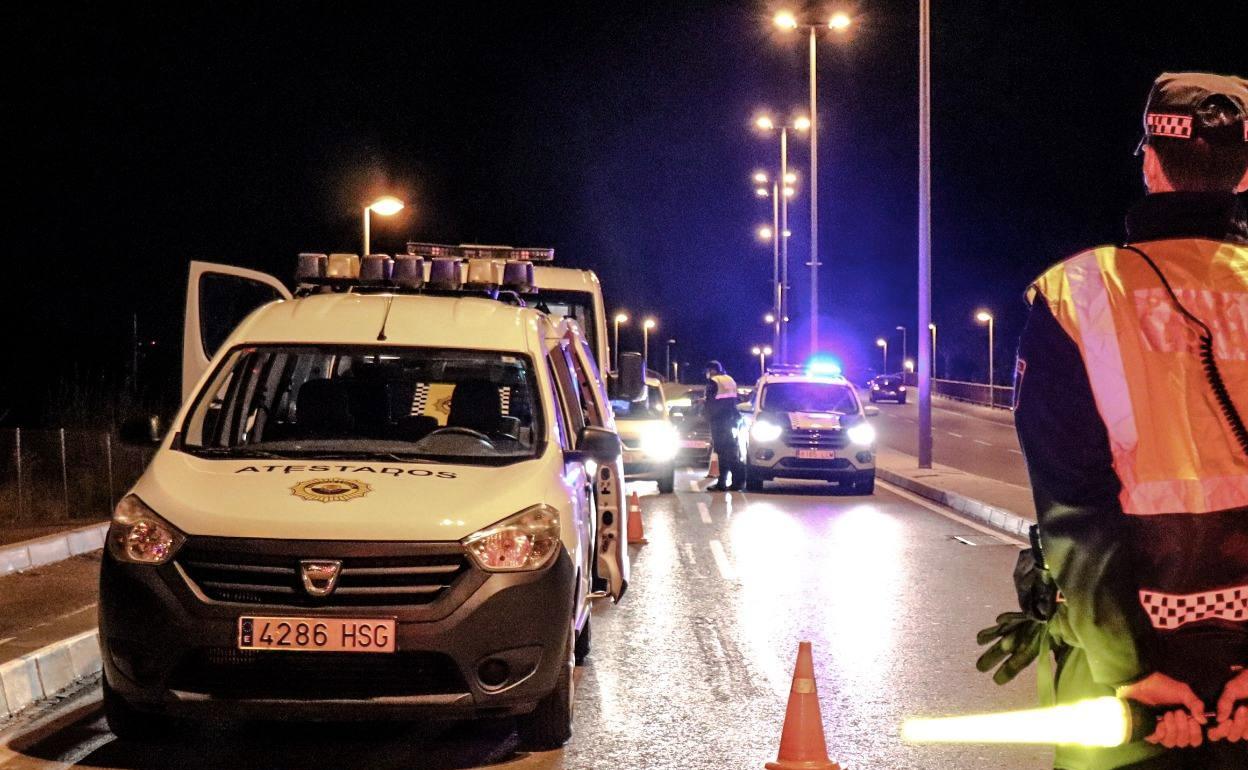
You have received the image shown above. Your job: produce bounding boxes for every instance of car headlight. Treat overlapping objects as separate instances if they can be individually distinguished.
[463,505,561,572]
[899,386,907,392]
[847,422,876,446]
[640,423,679,461]
[871,384,879,390]
[751,419,783,443]
[107,495,185,565]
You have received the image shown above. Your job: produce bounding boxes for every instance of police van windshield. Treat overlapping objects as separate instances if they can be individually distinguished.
[761,382,858,415]
[180,345,543,465]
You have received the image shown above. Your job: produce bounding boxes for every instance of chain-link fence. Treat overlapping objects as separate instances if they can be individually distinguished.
[0,429,152,527]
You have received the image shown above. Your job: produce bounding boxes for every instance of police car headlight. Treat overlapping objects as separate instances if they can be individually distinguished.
[871,384,880,390]
[848,422,876,446]
[640,423,679,461]
[751,420,783,443]
[107,495,185,565]
[463,505,561,572]
[899,386,907,392]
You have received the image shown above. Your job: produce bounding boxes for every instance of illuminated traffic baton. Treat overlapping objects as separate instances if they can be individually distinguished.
[902,697,1209,748]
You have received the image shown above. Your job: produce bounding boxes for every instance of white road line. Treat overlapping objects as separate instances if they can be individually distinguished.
[1009,449,1024,455]
[687,479,701,492]
[697,501,712,524]
[948,432,964,438]
[974,439,992,446]
[876,479,1029,547]
[708,539,737,581]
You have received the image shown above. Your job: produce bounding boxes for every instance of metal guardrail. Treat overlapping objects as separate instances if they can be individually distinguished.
[0,429,152,526]
[932,378,1014,409]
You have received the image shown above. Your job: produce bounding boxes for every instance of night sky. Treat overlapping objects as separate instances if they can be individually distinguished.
[7,1,1247,426]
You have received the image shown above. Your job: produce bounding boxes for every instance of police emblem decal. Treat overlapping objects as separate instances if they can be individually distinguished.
[290,478,372,503]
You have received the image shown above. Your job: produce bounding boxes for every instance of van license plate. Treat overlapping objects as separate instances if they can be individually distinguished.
[796,449,837,460]
[238,617,396,653]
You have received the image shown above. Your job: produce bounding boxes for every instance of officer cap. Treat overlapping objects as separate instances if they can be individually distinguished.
[704,360,724,374]
[1137,71,1248,154]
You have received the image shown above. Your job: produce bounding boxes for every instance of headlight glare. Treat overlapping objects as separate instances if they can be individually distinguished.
[463,505,561,572]
[640,423,679,461]
[848,422,877,446]
[751,420,783,443]
[108,495,185,565]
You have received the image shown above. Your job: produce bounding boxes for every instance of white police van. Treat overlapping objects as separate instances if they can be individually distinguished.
[101,246,632,749]
[741,363,879,493]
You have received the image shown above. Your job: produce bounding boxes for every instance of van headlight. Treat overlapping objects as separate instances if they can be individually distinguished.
[848,422,876,446]
[463,505,561,572]
[751,419,783,443]
[107,495,185,565]
[640,423,679,461]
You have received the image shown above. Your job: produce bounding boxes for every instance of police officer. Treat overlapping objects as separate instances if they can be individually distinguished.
[990,72,1248,770]
[703,360,744,491]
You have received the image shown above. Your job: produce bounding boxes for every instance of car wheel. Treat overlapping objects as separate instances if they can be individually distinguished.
[104,678,181,741]
[657,467,675,495]
[855,474,876,495]
[574,615,591,665]
[517,629,575,751]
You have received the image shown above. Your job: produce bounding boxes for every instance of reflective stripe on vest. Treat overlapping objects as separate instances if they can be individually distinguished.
[711,374,738,399]
[1031,240,1248,517]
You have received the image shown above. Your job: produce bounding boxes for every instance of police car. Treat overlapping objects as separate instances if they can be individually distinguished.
[741,363,879,493]
[102,247,631,749]
[612,377,679,493]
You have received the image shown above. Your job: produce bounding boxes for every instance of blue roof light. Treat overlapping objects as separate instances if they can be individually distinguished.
[805,356,843,378]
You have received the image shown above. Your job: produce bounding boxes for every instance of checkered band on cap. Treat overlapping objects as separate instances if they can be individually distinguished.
[1140,585,1248,630]
[1145,113,1194,139]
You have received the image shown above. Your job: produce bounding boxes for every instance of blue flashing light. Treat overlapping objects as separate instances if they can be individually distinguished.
[805,356,843,378]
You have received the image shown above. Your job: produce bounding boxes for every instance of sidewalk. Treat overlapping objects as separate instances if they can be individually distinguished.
[875,446,1036,540]
[0,521,109,578]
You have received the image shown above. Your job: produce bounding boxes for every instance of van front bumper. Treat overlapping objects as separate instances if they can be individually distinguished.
[99,537,574,722]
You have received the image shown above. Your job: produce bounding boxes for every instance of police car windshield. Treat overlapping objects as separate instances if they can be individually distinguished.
[180,345,543,465]
[761,381,858,415]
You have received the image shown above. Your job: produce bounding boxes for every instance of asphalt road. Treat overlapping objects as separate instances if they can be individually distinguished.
[870,395,1031,487]
[2,472,1049,770]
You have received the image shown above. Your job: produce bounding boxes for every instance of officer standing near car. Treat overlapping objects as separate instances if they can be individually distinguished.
[703,360,743,491]
[979,72,1248,769]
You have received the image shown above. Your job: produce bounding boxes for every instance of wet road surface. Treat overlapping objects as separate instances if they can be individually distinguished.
[3,471,1050,769]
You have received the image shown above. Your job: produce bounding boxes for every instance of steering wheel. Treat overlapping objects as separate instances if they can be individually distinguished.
[428,426,493,443]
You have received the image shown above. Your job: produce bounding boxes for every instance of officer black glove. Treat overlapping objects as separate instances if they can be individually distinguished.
[976,611,1046,685]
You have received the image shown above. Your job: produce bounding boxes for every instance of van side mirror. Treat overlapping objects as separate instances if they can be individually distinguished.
[610,352,646,402]
[569,426,622,464]
[119,415,164,446]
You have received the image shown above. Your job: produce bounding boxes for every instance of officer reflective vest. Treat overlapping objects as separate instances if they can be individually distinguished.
[709,374,738,400]
[1029,237,1248,631]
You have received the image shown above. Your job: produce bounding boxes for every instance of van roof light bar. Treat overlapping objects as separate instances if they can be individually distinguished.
[405,241,555,262]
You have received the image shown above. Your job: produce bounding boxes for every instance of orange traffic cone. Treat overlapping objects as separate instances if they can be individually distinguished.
[626,491,648,545]
[706,452,720,479]
[766,642,842,770]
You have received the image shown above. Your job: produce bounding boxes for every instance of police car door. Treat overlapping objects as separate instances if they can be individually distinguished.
[182,261,291,402]
[567,331,629,600]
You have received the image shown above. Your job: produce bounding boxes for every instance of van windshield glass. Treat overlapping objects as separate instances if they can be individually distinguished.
[180,345,543,465]
[761,382,858,415]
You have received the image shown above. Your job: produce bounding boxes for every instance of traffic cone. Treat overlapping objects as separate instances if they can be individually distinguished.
[706,452,720,479]
[765,641,842,770]
[626,491,648,545]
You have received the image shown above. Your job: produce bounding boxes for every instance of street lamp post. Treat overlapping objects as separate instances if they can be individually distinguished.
[896,325,908,376]
[612,312,629,372]
[754,114,807,363]
[642,318,657,369]
[363,196,404,256]
[917,0,934,468]
[929,323,938,379]
[763,312,779,359]
[754,168,782,361]
[665,339,677,381]
[775,10,852,358]
[976,310,995,405]
[876,337,888,374]
[751,345,773,378]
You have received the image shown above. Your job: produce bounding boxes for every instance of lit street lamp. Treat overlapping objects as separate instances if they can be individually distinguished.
[976,310,996,401]
[754,113,809,363]
[905,359,915,373]
[876,337,888,373]
[896,325,908,374]
[929,323,938,379]
[753,168,782,362]
[665,339,677,381]
[363,196,404,256]
[751,345,773,377]
[642,317,657,368]
[774,9,852,358]
[612,312,629,372]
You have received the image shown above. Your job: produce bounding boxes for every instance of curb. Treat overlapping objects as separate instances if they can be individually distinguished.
[0,522,109,578]
[0,630,101,720]
[875,466,1032,540]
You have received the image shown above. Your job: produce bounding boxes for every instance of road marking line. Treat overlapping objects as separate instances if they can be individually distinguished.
[687,479,701,492]
[1009,449,1024,455]
[948,432,964,438]
[708,539,737,580]
[876,479,1028,547]
[697,501,712,524]
[974,439,992,446]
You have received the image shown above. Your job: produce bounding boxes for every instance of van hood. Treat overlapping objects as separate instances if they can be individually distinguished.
[132,451,557,541]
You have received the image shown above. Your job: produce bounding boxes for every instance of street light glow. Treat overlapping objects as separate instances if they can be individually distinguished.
[754,114,776,131]
[905,359,915,372]
[764,346,773,355]
[774,11,799,30]
[784,172,797,184]
[976,310,994,323]
[757,226,774,241]
[793,116,811,132]
[828,12,852,31]
[876,338,887,347]
[752,171,768,184]
[783,186,796,198]
[614,312,629,324]
[755,187,770,197]
[764,313,776,324]
[644,318,657,330]
[752,346,762,356]
[367,196,405,216]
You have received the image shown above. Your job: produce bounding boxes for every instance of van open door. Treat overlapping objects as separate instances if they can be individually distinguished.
[182,261,291,402]
[567,331,629,601]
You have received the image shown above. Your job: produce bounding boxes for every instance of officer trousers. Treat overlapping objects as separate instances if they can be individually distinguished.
[1119,744,1248,770]
[710,423,742,487]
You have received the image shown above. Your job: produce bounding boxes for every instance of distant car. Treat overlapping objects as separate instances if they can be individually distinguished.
[613,378,679,493]
[867,375,907,404]
[664,385,712,468]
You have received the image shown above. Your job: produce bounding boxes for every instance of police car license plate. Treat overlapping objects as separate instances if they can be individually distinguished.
[238,616,396,653]
[797,449,837,460]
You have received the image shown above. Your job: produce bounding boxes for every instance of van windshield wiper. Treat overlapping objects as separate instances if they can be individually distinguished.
[186,447,292,460]
[279,449,440,464]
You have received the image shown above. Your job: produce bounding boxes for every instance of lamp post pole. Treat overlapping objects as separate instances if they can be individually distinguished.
[780,127,790,364]
[896,325,908,374]
[612,313,628,373]
[807,24,820,358]
[917,0,934,468]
